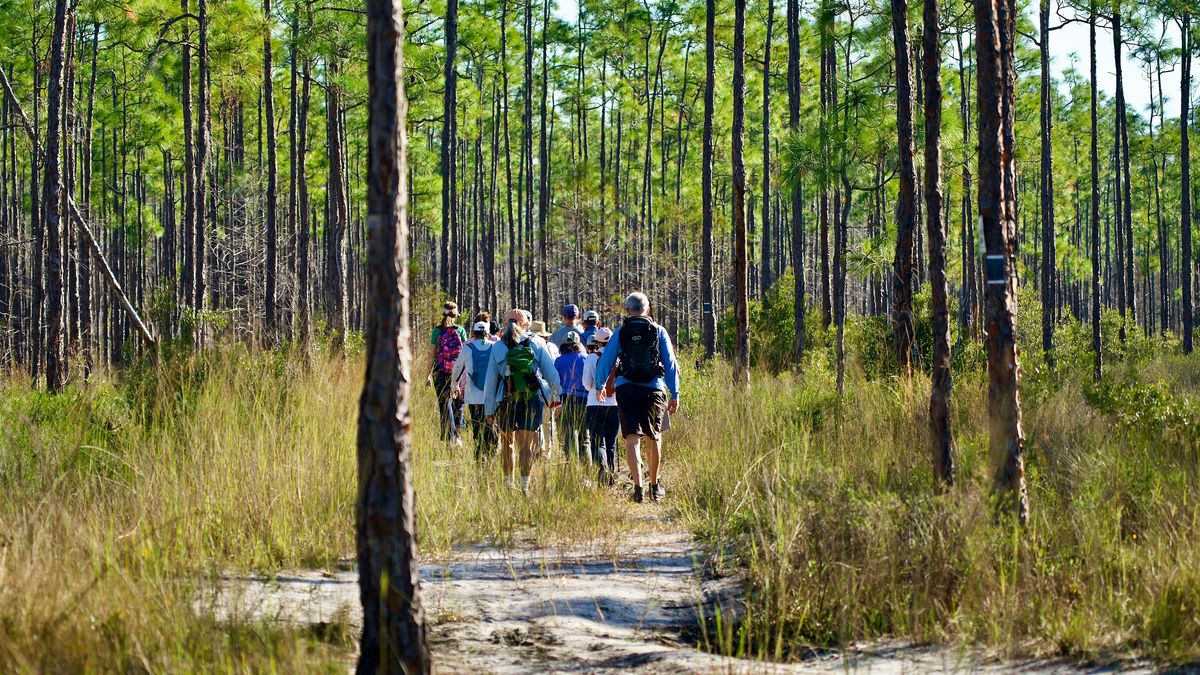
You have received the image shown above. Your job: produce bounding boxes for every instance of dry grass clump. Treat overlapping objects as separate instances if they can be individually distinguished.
[0,344,636,671]
[671,354,1200,663]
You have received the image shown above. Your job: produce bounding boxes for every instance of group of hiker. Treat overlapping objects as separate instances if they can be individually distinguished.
[427,292,681,503]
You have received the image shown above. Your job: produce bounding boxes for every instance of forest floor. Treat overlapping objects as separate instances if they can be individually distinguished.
[203,519,1153,673]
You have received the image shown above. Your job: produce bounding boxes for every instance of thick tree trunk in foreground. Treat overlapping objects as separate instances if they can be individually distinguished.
[976,0,1028,521]
[358,0,430,670]
[891,0,917,378]
[924,0,953,486]
[732,0,749,383]
[701,0,716,360]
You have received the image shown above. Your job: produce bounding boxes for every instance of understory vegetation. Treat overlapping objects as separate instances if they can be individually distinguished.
[2,317,1198,669]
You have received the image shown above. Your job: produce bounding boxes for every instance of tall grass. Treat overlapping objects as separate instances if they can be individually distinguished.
[671,346,1200,663]
[0,343,640,671]
[2,317,1198,669]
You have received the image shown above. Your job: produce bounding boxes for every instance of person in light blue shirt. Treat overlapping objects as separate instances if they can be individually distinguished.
[484,309,562,494]
[593,292,680,503]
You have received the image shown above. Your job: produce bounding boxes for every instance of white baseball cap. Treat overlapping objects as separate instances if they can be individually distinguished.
[472,321,488,333]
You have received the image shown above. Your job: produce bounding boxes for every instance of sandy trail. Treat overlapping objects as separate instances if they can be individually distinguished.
[202,531,1149,673]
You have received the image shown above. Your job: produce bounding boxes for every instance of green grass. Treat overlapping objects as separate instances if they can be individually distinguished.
[672,352,1200,663]
[0,344,643,671]
[2,324,1199,670]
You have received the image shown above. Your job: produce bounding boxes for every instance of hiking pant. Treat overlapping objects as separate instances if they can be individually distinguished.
[587,405,620,472]
[467,403,497,460]
[432,371,462,441]
[560,395,590,462]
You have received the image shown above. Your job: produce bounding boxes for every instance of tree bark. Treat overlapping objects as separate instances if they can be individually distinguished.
[1090,10,1103,376]
[787,0,804,363]
[1181,13,1193,354]
[924,0,953,486]
[43,0,69,390]
[263,0,278,343]
[761,0,774,296]
[1039,0,1055,366]
[891,0,917,378]
[733,0,750,383]
[701,0,717,359]
[441,0,457,293]
[359,0,430,670]
[976,0,1028,522]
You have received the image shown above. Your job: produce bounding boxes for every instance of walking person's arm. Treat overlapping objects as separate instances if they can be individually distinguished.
[594,329,620,389]
[538,341,562,404]
[660,329,680,413]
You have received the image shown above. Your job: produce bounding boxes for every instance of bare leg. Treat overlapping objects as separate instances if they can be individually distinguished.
[500,431,517,477]
[517,430,538,478]
[624,434,642,487]
[645,436,661,485]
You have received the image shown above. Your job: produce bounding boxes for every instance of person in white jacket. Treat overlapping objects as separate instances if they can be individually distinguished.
[483,309,562,493]
[452,321,497,460]
[582,328,619,484]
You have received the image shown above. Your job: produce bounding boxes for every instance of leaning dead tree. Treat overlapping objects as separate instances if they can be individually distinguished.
[0,63,156,353]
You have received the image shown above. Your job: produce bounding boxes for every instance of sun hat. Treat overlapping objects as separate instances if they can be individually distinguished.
[529,321,552,337]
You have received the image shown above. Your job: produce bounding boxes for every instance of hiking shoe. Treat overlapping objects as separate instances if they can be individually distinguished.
[650,483,665,502]
[632,485,644,503]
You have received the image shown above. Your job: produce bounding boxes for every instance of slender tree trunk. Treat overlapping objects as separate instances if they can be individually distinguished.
[732,0,749,383]
[787,0,804,363]
[297,60,312,350]
[1113,6,1135,334]
[43,0,69,390]
[925,0,952,486]
[441,0,458,293]
[327,61,348,352]
[1039,0,1055,366]
[976,0,1028,521]
[891,0,917,378]
[195,0,211,337]
[1181,14,1193,354]
[359,0,430,670]
[263,0,278,343]
[701,0,717,359]
[760,0,774,296]
[1090,10,1103,375]
[538,0,550,318]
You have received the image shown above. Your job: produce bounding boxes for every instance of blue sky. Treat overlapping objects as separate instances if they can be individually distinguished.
[550,0,1185,119]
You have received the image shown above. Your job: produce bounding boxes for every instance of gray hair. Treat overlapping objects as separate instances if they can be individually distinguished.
[623,292,649,315]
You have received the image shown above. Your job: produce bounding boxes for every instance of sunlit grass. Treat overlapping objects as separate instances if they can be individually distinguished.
[1,327,1198,669]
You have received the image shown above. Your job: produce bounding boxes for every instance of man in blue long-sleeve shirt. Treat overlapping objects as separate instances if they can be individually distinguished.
[594,292,680,503]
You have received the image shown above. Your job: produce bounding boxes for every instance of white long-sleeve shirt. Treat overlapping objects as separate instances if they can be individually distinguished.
[582,352,617,407]
[450,338,492,405]
[483,335,562,416]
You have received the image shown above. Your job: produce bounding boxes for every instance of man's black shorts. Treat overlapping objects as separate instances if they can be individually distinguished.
[615,384,668,440]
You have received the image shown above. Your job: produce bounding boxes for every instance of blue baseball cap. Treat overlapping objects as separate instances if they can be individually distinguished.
[561,304,580,318]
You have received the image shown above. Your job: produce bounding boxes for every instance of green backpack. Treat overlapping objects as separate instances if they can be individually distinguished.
[504,341,539,402]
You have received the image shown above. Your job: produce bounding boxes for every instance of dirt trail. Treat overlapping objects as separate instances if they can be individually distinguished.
[203,531,1150,673]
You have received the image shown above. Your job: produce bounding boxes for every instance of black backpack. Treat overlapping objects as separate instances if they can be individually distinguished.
[617,317,664,383]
